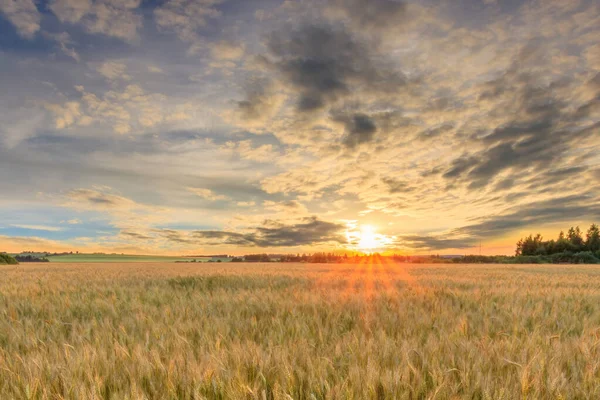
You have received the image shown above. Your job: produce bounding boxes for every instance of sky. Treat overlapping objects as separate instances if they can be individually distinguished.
[0,0,599,256]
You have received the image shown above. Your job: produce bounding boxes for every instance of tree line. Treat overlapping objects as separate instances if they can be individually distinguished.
[514,224,600,263]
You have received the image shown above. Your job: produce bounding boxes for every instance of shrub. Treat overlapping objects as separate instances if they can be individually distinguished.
[549,251,600,264]
[512,255,549,264]
[572,251,600,264]
[0,253,19,265]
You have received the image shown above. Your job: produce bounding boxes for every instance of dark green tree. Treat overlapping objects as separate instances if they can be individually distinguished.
[567,226,584,251]
[516,234,545,256]
[586,224,600,252]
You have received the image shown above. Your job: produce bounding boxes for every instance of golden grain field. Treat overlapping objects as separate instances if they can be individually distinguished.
[1,261,600,399]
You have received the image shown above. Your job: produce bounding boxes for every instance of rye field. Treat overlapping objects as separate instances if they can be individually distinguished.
[1,261,600,399]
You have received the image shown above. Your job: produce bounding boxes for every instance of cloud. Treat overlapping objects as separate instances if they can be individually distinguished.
[49,0,142,42]
[65,188,136,210]
[402,194,600,251]
[211,41,244,60]
[45,102,82,129]
[326,0,408,32]
[187,187,228,201]
[154,0,222,47]
[148,65,165,74]
[381,177,415,194]
[456,194,600,239]
[46,84,186,134]
[332,112,377,148]
[49,0,91,23]
[190,217,346,247]
[10,224,63,232]
[0,235,72,253]
[220,140,276,163]
[120,230,152,240]
[399,234,475,251]
[419,123,454,140]
[44,31,81,62]
[437,51,600,190]
[0,0,40,39]
[263,200,308,216]
[265,23,405,113]
[0,107,46,148]
[232,80,285,128]
[95,61,130,81]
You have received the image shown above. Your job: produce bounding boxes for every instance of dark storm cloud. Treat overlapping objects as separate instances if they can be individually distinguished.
[190,217,346,247]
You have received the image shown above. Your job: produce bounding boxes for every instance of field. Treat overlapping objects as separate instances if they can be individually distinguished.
[1,261,600,399]
[45,254,198,263]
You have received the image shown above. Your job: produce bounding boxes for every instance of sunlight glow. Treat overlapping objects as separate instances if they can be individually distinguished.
[345,222,395,253]
[358,225,378,252]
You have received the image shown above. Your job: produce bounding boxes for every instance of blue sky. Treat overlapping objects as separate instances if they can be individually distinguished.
[0,0,599,255]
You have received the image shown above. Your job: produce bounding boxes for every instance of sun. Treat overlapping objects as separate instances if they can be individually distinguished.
[358,225,378,252]
[346,223,393,253]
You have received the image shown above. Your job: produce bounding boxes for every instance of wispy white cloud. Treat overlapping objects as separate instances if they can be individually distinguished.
[11,224,63,232]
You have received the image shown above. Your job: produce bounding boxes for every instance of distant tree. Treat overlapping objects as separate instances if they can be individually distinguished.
[515,224,600,261]
[586,224,600,252]
[15,255,49,262]
[545,239,556,255]
[243,253,271,262]
[554,232,574,253]
[567,226,584,251]
[516,234,544,256]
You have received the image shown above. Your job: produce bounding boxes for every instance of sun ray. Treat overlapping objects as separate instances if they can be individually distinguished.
[373,253,395,295]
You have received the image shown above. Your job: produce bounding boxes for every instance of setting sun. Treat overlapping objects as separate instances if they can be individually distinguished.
[346,223,394,253]
[358,225,378,252]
